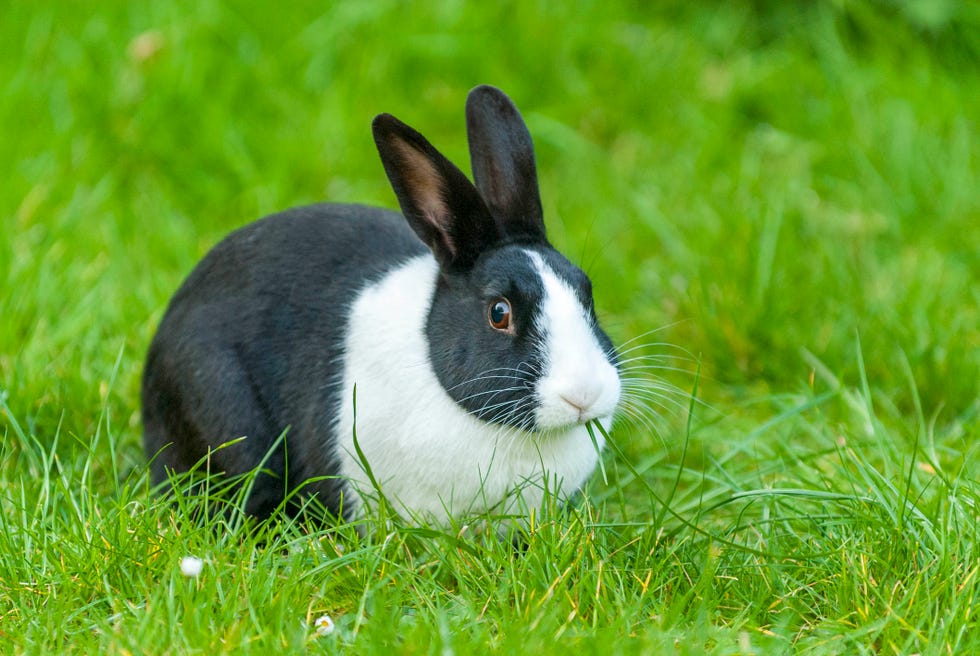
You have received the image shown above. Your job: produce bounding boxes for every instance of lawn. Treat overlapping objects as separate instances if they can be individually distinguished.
[1,1,978,653]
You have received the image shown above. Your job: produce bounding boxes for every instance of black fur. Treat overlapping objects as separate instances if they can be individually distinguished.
[426,245,548,429]
[466,84,545,241]
[372,113,499,272]
[142,204,425,516]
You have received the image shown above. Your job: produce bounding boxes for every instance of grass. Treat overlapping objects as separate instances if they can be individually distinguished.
[1,0,978,653]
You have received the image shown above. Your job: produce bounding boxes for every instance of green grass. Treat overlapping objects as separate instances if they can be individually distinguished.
[1,1,978,653]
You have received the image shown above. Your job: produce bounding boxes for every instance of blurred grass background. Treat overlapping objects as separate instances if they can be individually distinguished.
[1,0,978,652]
[2,0,976,445]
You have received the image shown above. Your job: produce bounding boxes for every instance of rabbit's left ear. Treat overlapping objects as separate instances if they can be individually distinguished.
[373,113,500,271]
[465,85,546,242]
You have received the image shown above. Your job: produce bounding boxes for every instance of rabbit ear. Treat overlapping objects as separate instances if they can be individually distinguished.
[465,85,545,241]
[373,113,500,271]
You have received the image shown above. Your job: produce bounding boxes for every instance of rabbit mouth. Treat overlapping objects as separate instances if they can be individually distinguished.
[528,364,621,432]
[534,397,619,433]
[460,385,612,433]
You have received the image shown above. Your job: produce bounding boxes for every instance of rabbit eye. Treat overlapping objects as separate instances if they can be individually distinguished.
[488,298,512,331]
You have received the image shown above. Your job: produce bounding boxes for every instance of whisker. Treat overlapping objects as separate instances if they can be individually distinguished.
[622,395,691,415]
[611,324,685,351]
[455,385,529,405]
[619,363,698,377]
[612,340,700,365]
[622,382,691,402]
[620,379,691,396]
[621,390,687,413]
[614,352,680,365]
[497,396,536,428]
[616,406,671,447]
[621,376,690,392]
[443,370,528,393]
[474,396,527,418]
[440,359,544,397]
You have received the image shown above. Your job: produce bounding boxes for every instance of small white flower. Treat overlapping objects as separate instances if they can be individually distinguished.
[179,556,204,578]
[313,614,335,636]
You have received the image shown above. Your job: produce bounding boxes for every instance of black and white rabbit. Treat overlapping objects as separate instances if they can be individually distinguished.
[142,85,621,525]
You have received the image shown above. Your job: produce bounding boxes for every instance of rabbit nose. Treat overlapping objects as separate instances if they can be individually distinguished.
[559,383,601,416]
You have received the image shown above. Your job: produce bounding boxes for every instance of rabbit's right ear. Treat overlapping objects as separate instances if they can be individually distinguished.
[465,85,545,242]
[373,113,499,271]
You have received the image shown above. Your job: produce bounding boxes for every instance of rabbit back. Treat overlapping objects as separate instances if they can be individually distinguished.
[141,202,425,517]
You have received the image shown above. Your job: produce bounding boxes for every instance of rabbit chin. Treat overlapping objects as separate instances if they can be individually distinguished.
[334,255,606,527]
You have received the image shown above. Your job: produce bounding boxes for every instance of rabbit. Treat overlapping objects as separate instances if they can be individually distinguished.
[141,85,622,526]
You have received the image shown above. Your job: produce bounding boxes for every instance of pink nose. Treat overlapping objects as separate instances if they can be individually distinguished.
[560,383,601,416]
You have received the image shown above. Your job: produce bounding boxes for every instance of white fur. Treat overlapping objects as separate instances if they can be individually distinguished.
[335,254,611,525]
[527,251,622,431]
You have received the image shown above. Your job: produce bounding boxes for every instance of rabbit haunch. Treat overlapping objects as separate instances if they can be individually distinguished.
[337,248,620,521]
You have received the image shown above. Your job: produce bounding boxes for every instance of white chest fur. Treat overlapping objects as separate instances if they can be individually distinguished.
[335,255,604,525]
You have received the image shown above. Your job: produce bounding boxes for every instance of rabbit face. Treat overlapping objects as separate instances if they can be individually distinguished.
[428,244,620,434]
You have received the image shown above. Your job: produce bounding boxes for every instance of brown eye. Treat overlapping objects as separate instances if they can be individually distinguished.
[488,298,512,331]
